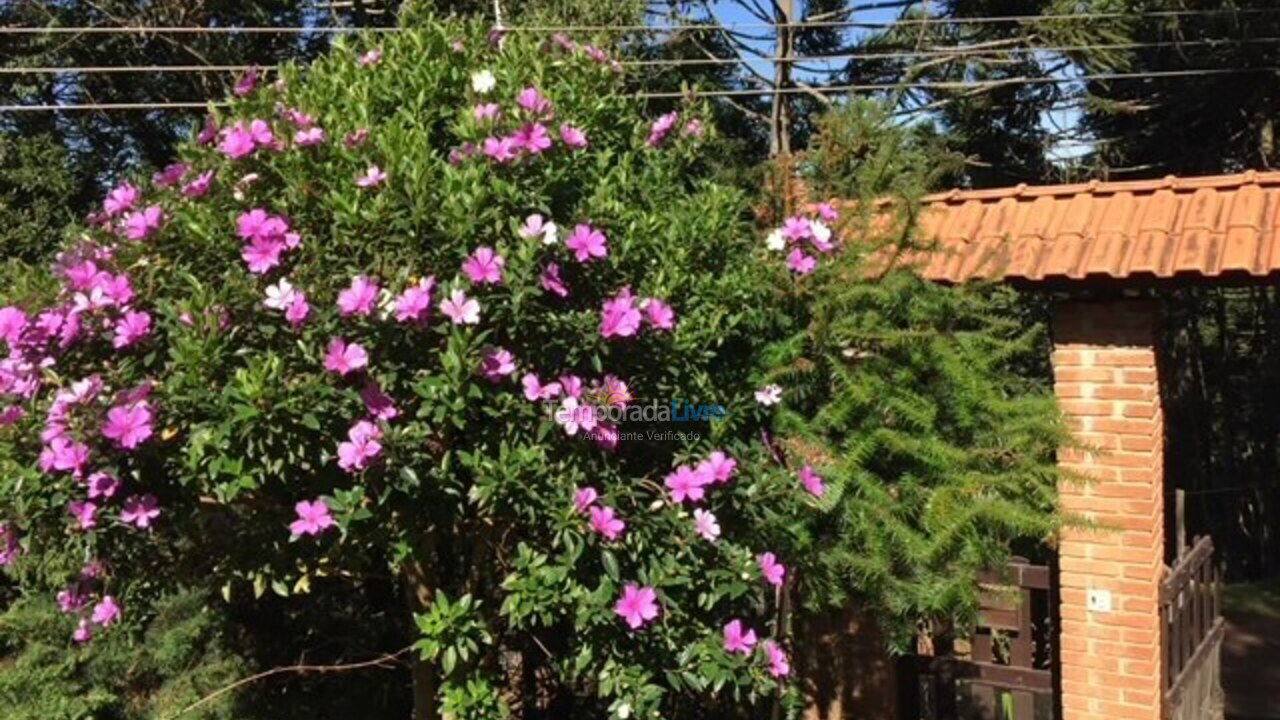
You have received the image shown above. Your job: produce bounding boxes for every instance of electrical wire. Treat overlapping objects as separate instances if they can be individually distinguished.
[4,66,1272,111]
[6,37,1280,75]
[4,7,1280,35]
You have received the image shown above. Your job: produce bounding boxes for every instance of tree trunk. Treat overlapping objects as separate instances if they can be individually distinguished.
[403,528,440,720]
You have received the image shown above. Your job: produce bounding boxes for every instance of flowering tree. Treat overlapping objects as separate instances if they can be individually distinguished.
[0,9,829,720]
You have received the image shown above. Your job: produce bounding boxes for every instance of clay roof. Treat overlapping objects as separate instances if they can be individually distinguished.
[869,171,1280,284]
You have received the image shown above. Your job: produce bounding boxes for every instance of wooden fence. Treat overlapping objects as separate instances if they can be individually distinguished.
[1160,535,1224,720]
[898,559,1057,720]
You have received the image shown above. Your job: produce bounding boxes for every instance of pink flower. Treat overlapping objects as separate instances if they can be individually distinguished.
[360,380,399,421]
[337,275,380,316]
[559,375,584,398]
[123,206,165,240]
[285,294,310,328]
[219,122,257,159]
[614,584,659,630]
[723,619,757,655]
[786,248,817,275]
[473,103,500,123]
[573,487,598,514]
[479,347,516,382]
[755,384,783,406]
[682,118,704,138]
[197,115,219,145]
[592,421,619,451]
[103,182,140,217]
[0,523,20,567]
[522,373,562,402]
[73,618,93,644]
[282,107,315,128]
[600,291,641,339]
[482,136,519,163]
[233,65,259,96]
[249,119,276,148]
[112,311,152,349]
[642,298,675,330]
[647,112,679,147]
[555,396,596,436]
[337,420,383,472]
[515,123,552,154]
[242,237,285,274]
[596,375,631,408]
[323,338,369,376]
[121,494,161,529]
[693,508,720,541]
[394,277,437,324]
[181,170,215,198]
[290,498,336,537]
[700,451,737,484]
[344,128,370,148]
[0,406,24,426]
[759,552,786,587]
[44,437,90,475]
[91,595,121,626]
[152,163,188,188]
[359,49,383,67]
[294,127,327,146]
[88,472,120,499]
[515,87,552,116]
[462,247,505,285]
[816,202,840,222]
[559,123,588,149]
[565,224,607,262]
[664,464,712,504]
[764,641,791,677]
[0,304,28,340]
[539,263,569,297]
[782,216,812,241]
[439,289,480,325]
[68,500,98,530]
[357,166,387,188]
[102,402,153,449]
[799,465,826,497]
[588,505,625,541]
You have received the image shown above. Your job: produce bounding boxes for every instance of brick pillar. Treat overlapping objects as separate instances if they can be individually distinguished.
[1051,299,1165,720]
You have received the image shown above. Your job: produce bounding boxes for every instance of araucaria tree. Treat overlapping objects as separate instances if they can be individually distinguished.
[0,6,1065,719]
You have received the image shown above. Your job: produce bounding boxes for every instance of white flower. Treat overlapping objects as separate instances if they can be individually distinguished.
[754,384,783,406]
[470,70,496,94]
[811,220,832,245]
[541,221,559,246]
[263,278,297,311]
[693,509,721,541]
[765,228,786,252]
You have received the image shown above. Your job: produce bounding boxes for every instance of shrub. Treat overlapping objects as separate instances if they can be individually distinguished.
[0,8,808,719]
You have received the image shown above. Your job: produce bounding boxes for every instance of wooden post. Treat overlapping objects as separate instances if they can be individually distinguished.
[1175,488,1186,559]
[770,0,794,156]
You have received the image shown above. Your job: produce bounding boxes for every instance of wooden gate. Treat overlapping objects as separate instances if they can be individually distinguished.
[1161,536,1224,720]
[898,559,1058,720]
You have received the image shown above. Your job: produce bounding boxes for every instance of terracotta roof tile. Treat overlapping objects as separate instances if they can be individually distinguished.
[863,171,1280,284]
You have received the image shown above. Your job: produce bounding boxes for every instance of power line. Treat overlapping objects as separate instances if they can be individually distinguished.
[4,66,1272,112]
[6,37,1280,75]
[630,67,1279,99]
[4,7,1280,35]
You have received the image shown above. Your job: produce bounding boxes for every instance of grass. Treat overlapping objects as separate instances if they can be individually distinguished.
[1222,578,1280,620]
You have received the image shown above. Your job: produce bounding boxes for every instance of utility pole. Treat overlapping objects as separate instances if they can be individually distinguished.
[770,0,795,156]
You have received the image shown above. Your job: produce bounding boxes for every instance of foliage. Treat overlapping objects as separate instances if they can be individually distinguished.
[0,9,806,719]
[0,7,1069,719]
[0,590,252,720]
[0,134,81,265]
[755,101,1066,648]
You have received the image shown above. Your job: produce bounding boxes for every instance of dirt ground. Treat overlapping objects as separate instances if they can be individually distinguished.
[1223,582,1280,720]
